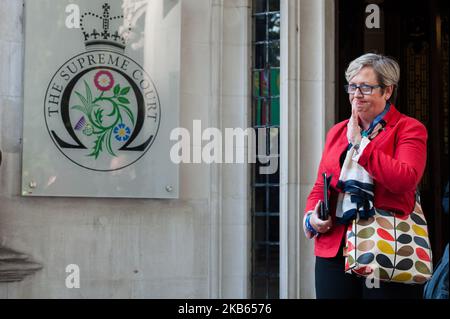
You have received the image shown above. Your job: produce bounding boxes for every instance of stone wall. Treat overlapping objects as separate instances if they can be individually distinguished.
[0,0,251,299]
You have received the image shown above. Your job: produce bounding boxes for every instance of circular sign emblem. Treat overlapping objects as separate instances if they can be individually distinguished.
[45,50,161,171]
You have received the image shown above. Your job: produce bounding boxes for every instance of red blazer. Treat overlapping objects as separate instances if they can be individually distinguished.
[305,105,428,258]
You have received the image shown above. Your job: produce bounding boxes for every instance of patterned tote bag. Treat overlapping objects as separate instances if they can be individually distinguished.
[344,200,433,284]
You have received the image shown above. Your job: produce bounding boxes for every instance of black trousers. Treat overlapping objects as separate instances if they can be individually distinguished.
[315,247,424,299]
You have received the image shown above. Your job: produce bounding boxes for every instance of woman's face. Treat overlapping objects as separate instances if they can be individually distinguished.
[348,66,392,120]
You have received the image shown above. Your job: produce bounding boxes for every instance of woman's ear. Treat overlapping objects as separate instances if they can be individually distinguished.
[384,85,394,100]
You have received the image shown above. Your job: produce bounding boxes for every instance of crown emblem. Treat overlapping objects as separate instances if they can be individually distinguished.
[80,3,132,51]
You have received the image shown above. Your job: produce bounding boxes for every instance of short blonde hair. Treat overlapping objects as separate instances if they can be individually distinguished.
[345,53,400,103]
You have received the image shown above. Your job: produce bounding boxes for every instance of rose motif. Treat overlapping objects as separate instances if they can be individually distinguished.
[94,70,114,92]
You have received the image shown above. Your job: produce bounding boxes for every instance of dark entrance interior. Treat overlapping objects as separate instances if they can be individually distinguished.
[336,0,449,262]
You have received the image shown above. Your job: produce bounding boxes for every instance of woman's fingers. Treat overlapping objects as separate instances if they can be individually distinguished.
[310,203,333,234]
[314,200,322,214]
[348,107,361,145]
[315,217,333,233]
[350,108,359,126]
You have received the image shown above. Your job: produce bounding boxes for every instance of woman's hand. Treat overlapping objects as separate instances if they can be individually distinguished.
[347,107,362,145]
[309,200,333,234]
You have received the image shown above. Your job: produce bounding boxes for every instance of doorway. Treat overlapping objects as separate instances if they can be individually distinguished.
[336,0,449,262]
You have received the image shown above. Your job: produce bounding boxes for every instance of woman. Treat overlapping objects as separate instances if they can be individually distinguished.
[303,53,427,299]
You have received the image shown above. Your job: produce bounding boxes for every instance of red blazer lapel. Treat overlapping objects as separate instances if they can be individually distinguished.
[368,104,402,144]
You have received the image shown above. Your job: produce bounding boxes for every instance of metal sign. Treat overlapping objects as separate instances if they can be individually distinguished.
[22,0,180,198]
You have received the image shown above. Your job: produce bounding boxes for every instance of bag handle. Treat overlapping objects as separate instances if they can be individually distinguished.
[416,190,421,205]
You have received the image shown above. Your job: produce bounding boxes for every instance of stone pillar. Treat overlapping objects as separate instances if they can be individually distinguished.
[208,0,251,298]
[280,0,335,299]
[220,0,251,298]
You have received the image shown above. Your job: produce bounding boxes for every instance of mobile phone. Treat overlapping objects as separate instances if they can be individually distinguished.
[320,173,332,220]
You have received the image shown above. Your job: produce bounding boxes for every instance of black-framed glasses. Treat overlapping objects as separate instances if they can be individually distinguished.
[344,84,383,95]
